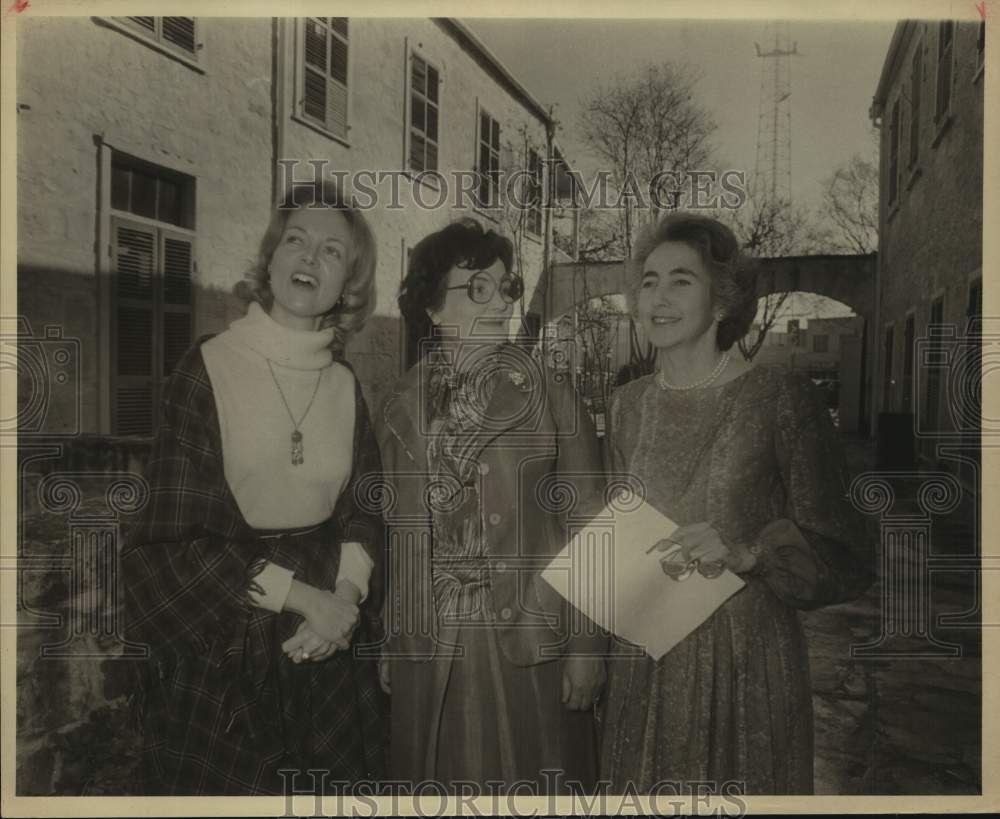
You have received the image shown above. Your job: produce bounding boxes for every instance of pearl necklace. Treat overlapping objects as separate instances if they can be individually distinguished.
[656,352,731,391]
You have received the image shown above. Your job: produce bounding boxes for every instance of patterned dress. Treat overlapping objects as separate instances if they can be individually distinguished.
[599,366,873,795]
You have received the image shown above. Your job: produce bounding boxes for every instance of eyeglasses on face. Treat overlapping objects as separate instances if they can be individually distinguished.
[444,270,525,305]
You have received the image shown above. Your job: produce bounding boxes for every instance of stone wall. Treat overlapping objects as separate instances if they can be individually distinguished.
[16,436,152,795]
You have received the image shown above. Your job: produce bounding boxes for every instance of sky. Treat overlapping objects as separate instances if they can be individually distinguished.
[466,17,897,318]
[466,17,894,207]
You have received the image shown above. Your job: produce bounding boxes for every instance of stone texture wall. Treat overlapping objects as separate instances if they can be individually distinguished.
[15,16,555,794]
[876,21,984,422]
[17,17,552,429]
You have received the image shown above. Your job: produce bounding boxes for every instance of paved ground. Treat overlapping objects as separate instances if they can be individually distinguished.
[806,436,981,795]
[17,435,982,795]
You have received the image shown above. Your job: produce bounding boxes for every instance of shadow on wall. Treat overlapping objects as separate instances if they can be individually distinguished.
[14,266,406,794]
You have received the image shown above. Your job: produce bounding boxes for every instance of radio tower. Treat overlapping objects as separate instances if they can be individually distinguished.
[753,23,799,205]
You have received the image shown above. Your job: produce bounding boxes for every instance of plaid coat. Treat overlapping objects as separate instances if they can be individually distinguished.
[122,341,386,795]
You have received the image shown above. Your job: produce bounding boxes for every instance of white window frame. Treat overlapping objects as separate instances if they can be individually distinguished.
[97,142,197,435]
[293,17,353,146]
[932,20,956,146]
[98,16,205,72]
[474,101,502,215]
[404,41,443,179]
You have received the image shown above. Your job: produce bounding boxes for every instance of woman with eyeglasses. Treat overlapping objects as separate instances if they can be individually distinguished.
[375,218,607,792]
[598,212,873,794]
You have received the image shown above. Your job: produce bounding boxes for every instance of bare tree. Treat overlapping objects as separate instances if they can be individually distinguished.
[819,154,878,254]
[578,62,718,258]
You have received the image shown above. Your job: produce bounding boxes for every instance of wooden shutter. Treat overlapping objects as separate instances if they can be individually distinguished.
[127,16,156,33]
[111,218,194,435]
[162,17,196,54]
[161,231,194,377]
[112,218,156,435]
[301,18,348,138]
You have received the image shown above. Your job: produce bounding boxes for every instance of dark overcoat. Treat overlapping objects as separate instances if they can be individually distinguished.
[375,344,608,783]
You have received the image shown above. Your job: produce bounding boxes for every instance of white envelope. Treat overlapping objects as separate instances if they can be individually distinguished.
[540,496,745,660]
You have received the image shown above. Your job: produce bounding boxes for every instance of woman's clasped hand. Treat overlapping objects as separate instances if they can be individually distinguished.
[281,580,362,663]
[653,521,758,579]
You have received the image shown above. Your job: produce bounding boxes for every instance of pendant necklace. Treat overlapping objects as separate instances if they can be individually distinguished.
[266,359,322,466]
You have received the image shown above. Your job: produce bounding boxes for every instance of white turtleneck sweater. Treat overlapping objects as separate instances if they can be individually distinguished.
[201,302,372,611]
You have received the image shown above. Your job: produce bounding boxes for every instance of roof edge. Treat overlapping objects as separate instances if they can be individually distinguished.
[436,18,553,127]
[871,20,917,120]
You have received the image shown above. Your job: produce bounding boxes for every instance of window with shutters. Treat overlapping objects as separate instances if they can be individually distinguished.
[887,98,900,207]
[298,18,350,142]
[109,153,195,435]
[408,53,440,174]
[935,21,954,122]
[902,312,915,411]
[908,46,922,169]
[923,297,945,442]
[116,17,201,60]
[476,109,501,209]
[882,324,895,410]
[963,278,982,462]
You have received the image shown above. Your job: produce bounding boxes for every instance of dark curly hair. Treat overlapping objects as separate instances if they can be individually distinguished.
[398,218,514,347]
[234,178,377,355]
[628,212,758,352]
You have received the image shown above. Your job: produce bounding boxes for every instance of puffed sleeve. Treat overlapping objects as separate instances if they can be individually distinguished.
[121,345,308,660]
[750,372,875,610]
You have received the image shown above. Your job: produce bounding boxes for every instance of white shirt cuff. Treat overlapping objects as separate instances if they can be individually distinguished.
[336,542,374,603]
[248,561,295,613]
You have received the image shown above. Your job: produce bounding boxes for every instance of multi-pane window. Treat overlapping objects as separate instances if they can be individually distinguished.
[888,99,900,205]
[902,313,915,411]
[301,18,349,140]
[882,325,895,410]
[909,46,922,167]
[936,21,954,121]
[109,153,195,435]
[121,17,199,56]
[924,298,945,440]
[409,54,440,173]
[525,147,543,236]
[477,110,501,208]
[963,279,982,461]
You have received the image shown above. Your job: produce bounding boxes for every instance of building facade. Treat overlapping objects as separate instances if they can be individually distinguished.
[869,20,984,479]
[17,16,575,437]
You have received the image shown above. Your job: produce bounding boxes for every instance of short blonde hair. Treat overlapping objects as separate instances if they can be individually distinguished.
[235,179,377,355]
[627,212,757,351]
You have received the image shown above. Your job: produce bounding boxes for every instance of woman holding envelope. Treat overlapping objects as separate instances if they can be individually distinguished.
[376,218,607,791]
[599,212,873,794]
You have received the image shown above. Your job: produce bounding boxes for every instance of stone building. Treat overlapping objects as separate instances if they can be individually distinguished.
[869,19,984,480]
[16,16,575,438]
[14,16,577,795]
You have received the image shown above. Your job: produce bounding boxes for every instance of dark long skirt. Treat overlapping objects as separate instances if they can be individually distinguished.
[389,621,597,793]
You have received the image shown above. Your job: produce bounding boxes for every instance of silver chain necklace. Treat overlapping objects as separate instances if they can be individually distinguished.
[266,360,322,465]
[656,351,731,391]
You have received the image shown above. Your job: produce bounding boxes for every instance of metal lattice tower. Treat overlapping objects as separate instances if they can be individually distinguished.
[753,23,799,206]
